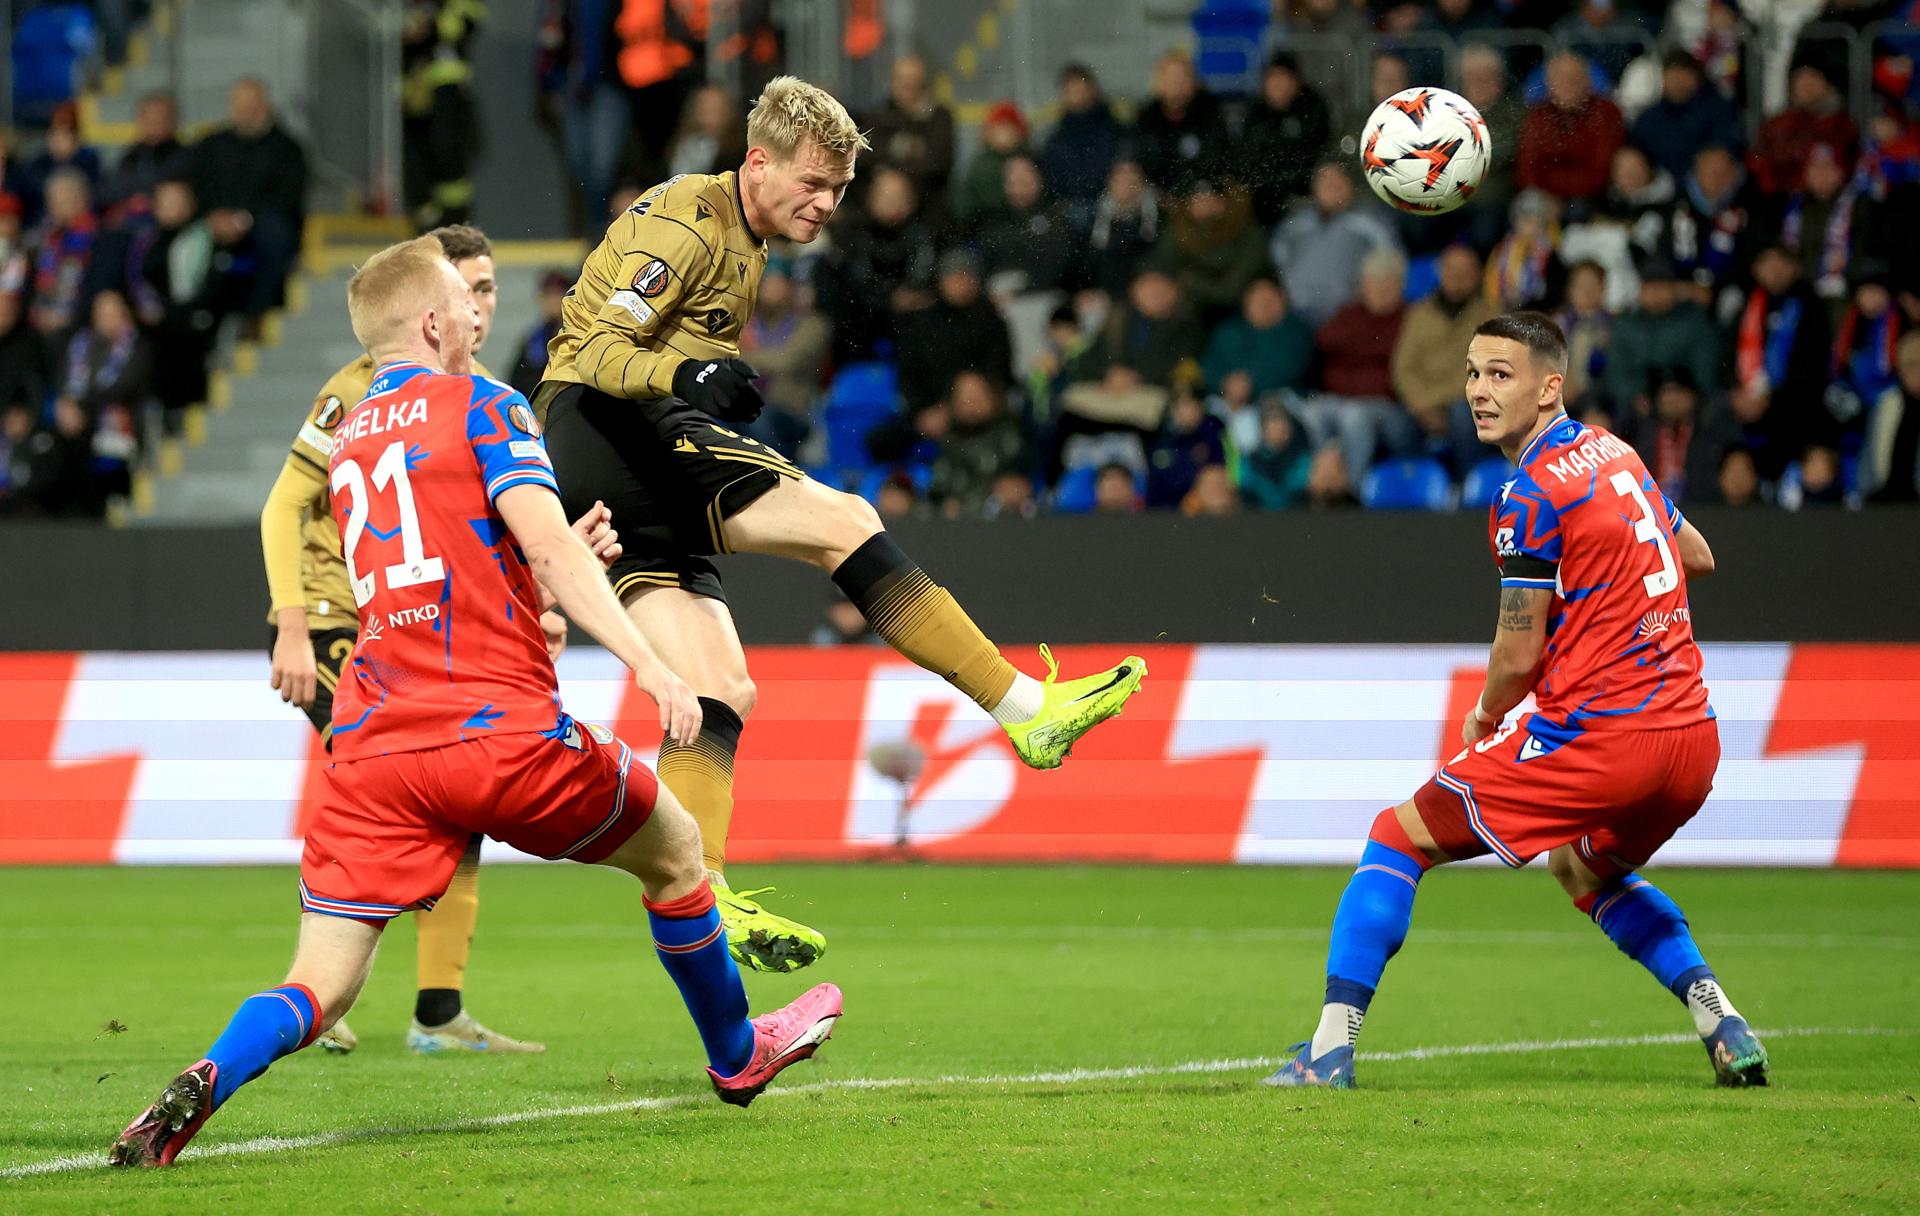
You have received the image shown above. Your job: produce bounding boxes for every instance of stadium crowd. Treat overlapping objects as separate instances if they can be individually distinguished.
[7,0,1920,520]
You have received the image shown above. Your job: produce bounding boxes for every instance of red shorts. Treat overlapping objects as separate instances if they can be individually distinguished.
[1413,715,1719,876]
[299,720,657,921]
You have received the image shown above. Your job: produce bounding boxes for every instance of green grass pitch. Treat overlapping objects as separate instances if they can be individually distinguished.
[2,864,1916,1213]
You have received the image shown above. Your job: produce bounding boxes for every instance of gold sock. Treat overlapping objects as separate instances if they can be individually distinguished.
[833,535,1017,711]
[655,697,743,875]
[415,841,480,994]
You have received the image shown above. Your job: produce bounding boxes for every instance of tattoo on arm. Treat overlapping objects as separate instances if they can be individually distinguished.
[1498,587,1535,633]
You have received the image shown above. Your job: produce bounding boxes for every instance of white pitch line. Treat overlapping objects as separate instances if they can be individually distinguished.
[0,1026,1896,1181]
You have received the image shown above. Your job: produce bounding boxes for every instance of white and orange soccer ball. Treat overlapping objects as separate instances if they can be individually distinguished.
[1359,86,1491,215]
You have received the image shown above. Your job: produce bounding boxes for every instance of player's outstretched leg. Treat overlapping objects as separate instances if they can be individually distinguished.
[1267,805,1437,1089]
[597,786,840,1106]
[110,913,382,1167]
[1549,848,1768,1087]
[729,479,1146,770]
[407,838,547,1053]
[626,586,827,973]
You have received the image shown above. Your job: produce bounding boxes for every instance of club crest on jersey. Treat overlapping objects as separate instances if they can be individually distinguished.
[509,402,540,438]
[315,396,344,429]
[633,260,671,298]
[584,721,614,745]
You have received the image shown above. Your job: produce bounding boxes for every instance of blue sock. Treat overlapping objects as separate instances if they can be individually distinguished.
[1325,838,1428,1002]
[645,881,753,1076]
[1579,875,1709,997]
[204,984,320,1110]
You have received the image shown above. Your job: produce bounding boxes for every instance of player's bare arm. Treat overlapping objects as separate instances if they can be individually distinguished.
[1675,519,1715,578]
[260,458,326,707]
[1466,584,1552,746]
[539,502,624,662]
[494,483,701,745]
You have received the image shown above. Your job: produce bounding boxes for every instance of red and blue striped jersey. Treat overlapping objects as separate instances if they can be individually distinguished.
[326,362,564,760]
[1488,414,1713,738]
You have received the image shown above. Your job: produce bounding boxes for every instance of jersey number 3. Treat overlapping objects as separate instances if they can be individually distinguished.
[332,440,446,609]
[1609,470,1679,598]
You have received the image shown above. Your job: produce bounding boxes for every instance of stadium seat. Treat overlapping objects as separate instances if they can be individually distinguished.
[821,362,901,476]
[11,4,97,122]
[1191,0,1269,93]
[1403,253,1441,302]
[1362,457,1455,510]
[1459,457,1515,508]
[1052,466,1100,514]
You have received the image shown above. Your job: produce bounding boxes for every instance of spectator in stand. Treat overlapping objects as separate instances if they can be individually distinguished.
[1752,63,1859,194]
[1298,248,1417,483]
[977,470,1035,519]
[1518,52,1627,203]
[1131,50,1232,195]
[1829,260,1905,425]
[894,248,1013,410]
[104,92,192,211]
[26,169,101,350]
[1553,0,1651,84]
[1146,384,1227,509]
[1670,144,1758,310]
[1457,43,1528,247]
[1057,266,1205,474]
[1862,330,1920,502]
[14,395,105,517]
[1604,256,1723,424]
[0,403,30,513]
[979,154,1080,298]
[19,105,103,225]
[1630,49,1746,182]
[739,259,830,457]
[509,269,572,398]
[1159,180,1271,329]
[874,470,922,519]
[1305,444,1361,509]
[1419,0,1500,43]
[1182,464,1239,516]
[810,590,883,646]
[1093,462,1142,513]
[1270,162,1400,330]
[865,53,956,222]
[931,371,1031,518]
[1038,64,1124,212]
[666,85,747,179]
[1553,260,1614,416]
[814,165,938,366]
[1240,52,1332,227]
[1758,142,1860,317]
[1083,159,1161,299]
[953,102,1030,224]
[125,178,220,433]
[1483,189,1566,311]
[1288,0,1377,108]
[1727,244,1835,479]
[1716,447,1760,506]
[865,398,948,470]
[1628,367,1741,505]
[1560,145,1671,312]
[1370,51,1411,109]
[1392,244,1497,475]
[191,78,308,330]
[1202,278,1313,409]
[0,287,47,415]
[1239,403,1314,510]
[59,288,149,488]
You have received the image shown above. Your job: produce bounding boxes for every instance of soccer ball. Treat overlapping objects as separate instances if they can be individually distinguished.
[1359,87,1491,215]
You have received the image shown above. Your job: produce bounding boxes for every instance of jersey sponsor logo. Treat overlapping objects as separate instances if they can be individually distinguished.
[509,439,549,463]
[296,422,334,458]
[633,259,671,298]
[607,289,654,325]
[315,396,344,429]
[508,402,541,438]
[626,198,652,217]
[387,604,441,629]
[1637,608,1691,637]
[702,308,733,335]
[1494,525,1519,557]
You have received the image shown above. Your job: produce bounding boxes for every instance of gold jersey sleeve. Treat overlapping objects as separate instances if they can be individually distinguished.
[542,171,768,403]
[261,354,491,631]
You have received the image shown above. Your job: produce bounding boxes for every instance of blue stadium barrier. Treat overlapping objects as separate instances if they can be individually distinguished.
[1459,457,1515,509]
[1362,457,1455,510]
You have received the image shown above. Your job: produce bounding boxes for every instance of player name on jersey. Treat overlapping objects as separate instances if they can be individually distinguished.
[332,396,430,455]
[1541,431,1634,485]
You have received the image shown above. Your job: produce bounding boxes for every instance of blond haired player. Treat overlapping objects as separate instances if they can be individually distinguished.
[260,224,545,1054]
[535,77,1146,974]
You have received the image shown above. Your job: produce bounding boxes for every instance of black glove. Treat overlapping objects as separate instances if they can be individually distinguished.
[672,357,764,424]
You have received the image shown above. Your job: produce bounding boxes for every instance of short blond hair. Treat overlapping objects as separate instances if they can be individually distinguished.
[746,75,869,161]
[346,235,454,350]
